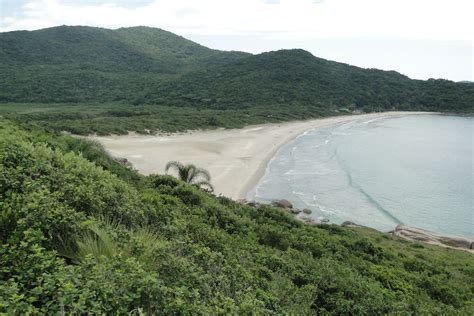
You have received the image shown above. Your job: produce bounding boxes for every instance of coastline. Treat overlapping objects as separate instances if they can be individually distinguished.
[92,111,433,199]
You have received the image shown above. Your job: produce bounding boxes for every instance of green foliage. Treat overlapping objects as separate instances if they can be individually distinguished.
[59,221,119,264]
[155,49,473,114]
[1,121,473,314]
[0,26,472,136]
[2,25,472,314]
[165,160,214,192]
[0,26,248,103]
[0,102,338,135]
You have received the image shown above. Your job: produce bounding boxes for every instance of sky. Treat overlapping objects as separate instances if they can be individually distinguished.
[1,0,473,81]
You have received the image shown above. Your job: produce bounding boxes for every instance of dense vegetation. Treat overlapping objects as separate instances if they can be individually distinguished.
[153,49,474,113]
[0,102,337,135]
[1,119,473,313]
[1,26,472,135]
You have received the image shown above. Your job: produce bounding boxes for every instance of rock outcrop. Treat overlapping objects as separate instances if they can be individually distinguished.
[237,199,260,208]
[246,200,259,207]
[391,224,474,253]
[271,199,293,209]
[115,157,132,167]
[239,199,472,254]
[341,221,362,228]
[300,216,318,226]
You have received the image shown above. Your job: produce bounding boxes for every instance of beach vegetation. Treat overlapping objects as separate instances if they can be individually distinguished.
[165,160,214,192]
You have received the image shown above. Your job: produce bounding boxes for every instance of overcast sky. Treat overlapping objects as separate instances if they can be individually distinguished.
[1,0,473,81]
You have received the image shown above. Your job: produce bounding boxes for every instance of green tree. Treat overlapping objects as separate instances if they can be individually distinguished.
[165,161,214,192]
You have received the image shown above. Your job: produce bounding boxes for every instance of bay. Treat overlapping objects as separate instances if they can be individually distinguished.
[249,115,473,238]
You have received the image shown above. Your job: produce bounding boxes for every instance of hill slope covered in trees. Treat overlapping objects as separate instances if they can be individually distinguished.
[1,27,473,312]
[0,26,472,135]
[0,120,473,314]
[0,25,248,103]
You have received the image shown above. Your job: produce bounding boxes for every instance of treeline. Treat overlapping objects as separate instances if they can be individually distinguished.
[1,120,473,313]
[151,50,474,113]
[0,103,337,135]
[1,26,473,117]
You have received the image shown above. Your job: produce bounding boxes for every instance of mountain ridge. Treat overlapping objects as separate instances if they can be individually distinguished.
[0,25,472,134]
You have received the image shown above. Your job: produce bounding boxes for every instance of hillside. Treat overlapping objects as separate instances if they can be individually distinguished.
[1,119,473,314]
[0,26,472,135]
[0,26,248,103]
[1,24,473,314]
[154,49,474,113]
[153,49,418,110]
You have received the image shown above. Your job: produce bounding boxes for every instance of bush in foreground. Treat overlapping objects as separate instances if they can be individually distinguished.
[1,120,473,314]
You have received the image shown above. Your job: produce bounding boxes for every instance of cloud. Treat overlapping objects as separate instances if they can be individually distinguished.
[0,0,472,42]
[264,0,281,4]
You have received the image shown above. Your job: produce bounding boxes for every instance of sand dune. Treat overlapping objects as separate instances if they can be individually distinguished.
[92,112,430,199]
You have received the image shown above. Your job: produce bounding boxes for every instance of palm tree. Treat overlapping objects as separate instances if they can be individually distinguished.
[165,161,214,192]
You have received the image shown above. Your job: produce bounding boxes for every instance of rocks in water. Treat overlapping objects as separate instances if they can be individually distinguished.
[392,224,474,252]
[302,208,312,215]
[270,199,303,215]
[438,236,473,250]
[271,199,293,209]
[246,200,259,207]
[341,221,361,228]
[115,157,132,167]
[290,208,301,215]
[300,216,318,226]
[237,198,297,211]
[297,214,330,226]
[237,199,259,207]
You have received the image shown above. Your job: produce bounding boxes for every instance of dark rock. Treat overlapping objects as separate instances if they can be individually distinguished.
[115,157,132,167]
[290,208,301,215]
[341,221,360,228]
[302,208,312,215]
[301,216,317,225]
[271,199,293,209]
[246,200,258,207]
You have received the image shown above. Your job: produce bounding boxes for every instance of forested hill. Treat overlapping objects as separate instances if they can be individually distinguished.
[0,26,249,102]
[154,49,472,112]
[0,26,472,135]
[0,25,248,72]
[155,49,413,109]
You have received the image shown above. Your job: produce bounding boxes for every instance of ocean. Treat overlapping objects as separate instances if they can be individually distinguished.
[248,114,473,238]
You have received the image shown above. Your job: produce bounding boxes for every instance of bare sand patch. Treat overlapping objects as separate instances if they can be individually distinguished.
[92,112,431,199]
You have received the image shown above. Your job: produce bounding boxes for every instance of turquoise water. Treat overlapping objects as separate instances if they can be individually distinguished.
[249,115,473,238]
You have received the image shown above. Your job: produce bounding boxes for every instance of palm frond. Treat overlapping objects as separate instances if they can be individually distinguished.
[193,181,214,192]
[165,160,213,191]
[186,164,198,183]
[76,224,117,261]
[58,221,118,264]
[194,168,211,182]
[128,227,167,263]
[165,160,183,173]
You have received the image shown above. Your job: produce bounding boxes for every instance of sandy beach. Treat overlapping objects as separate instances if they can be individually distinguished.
[92,112,430,199]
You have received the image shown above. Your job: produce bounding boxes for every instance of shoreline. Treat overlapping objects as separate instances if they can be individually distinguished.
[92,111,434,199]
